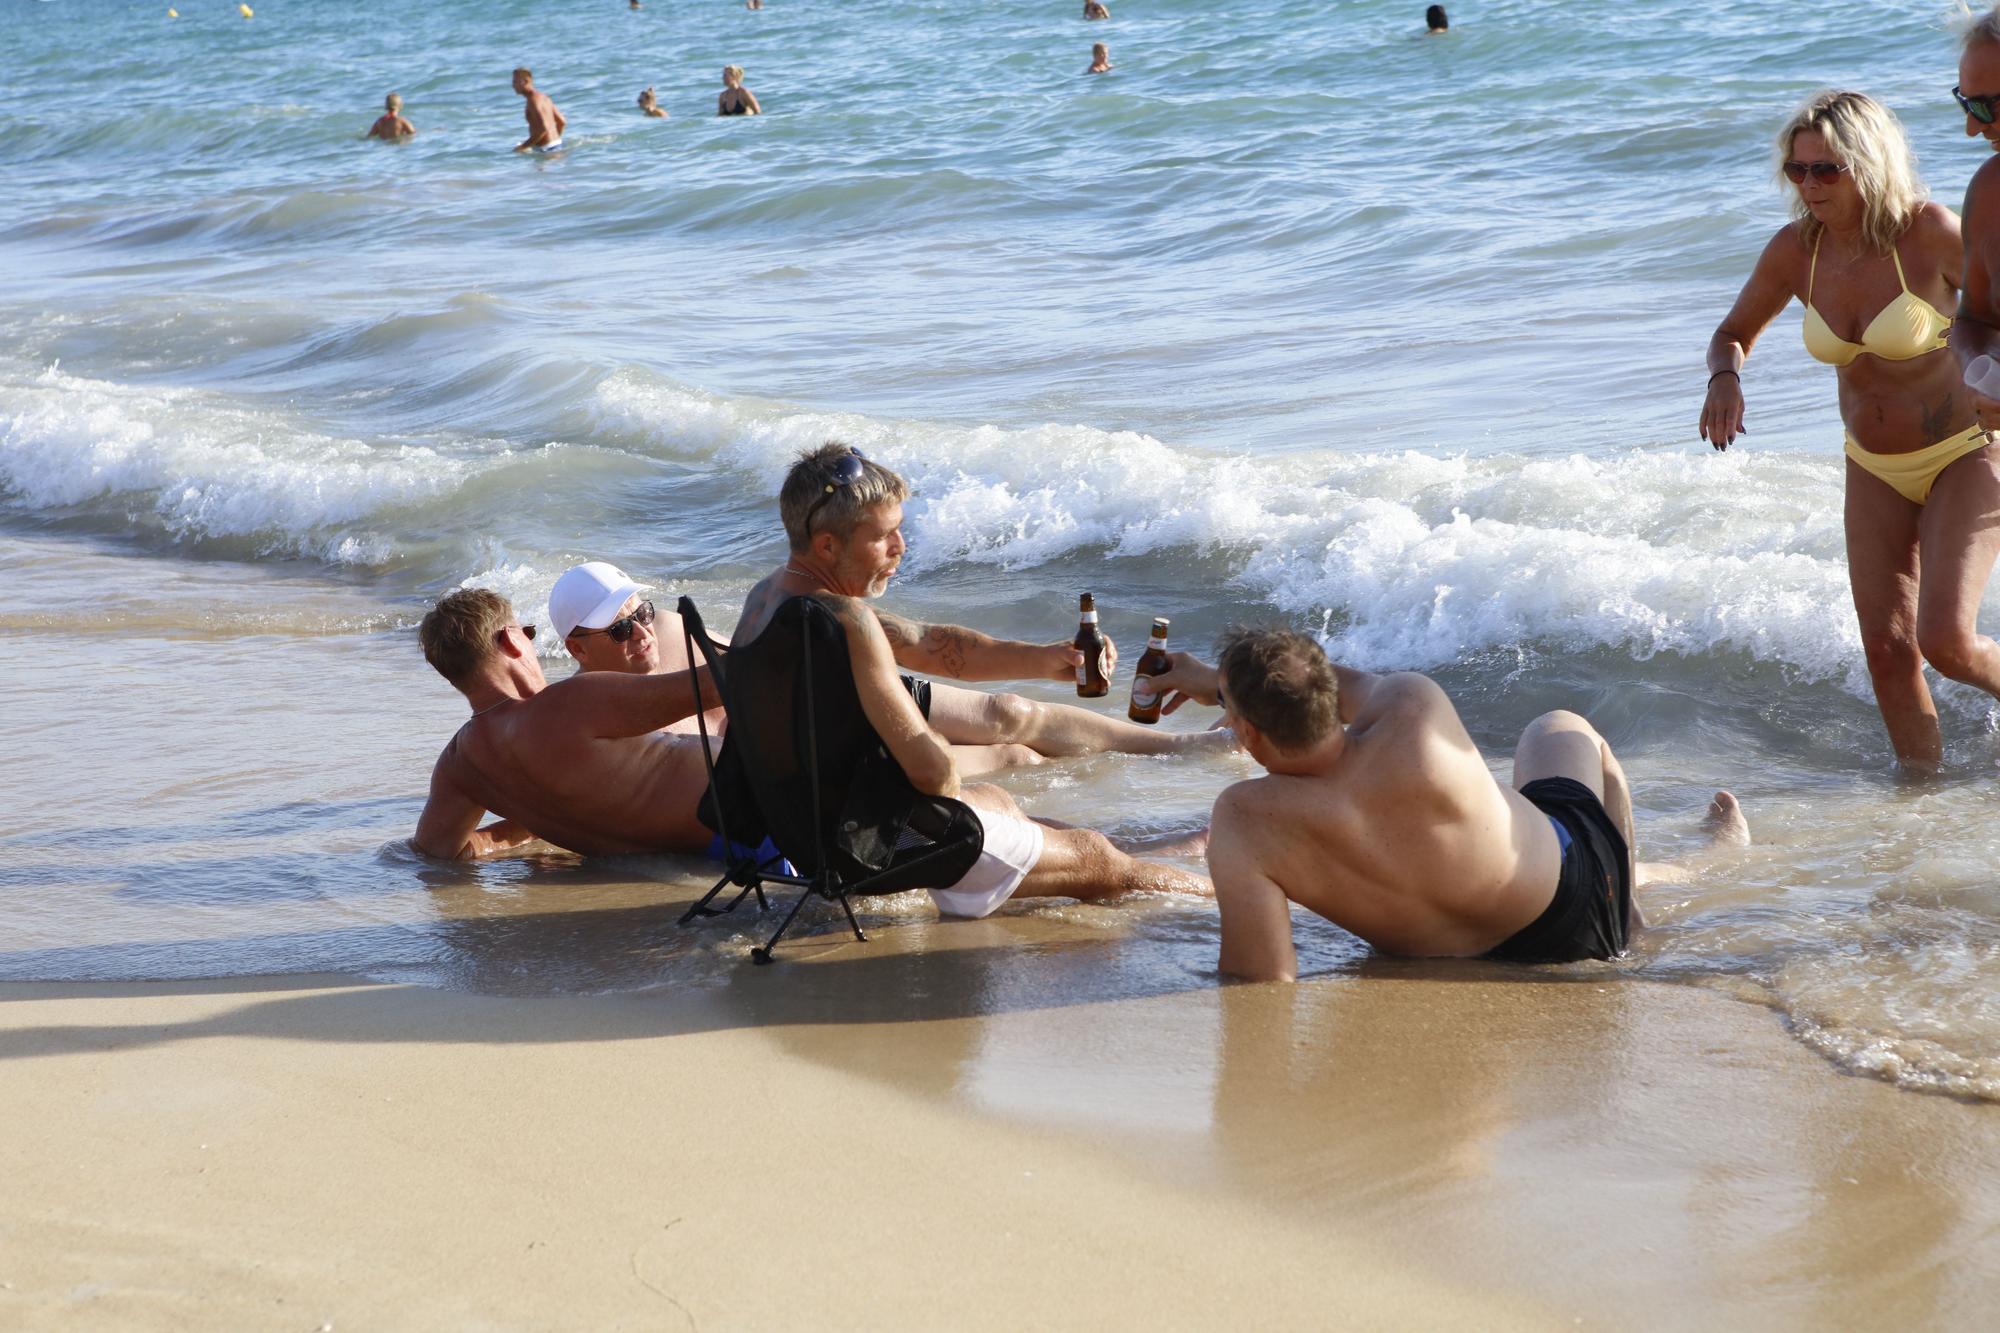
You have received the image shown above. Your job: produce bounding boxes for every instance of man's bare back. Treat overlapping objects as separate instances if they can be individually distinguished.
[512,68,566,151]
[1211,671,1565,958]
[1147,630,1746,980]
[428,704,712,856]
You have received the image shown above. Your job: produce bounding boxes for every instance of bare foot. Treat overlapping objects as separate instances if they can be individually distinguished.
[1702,790,1750,847]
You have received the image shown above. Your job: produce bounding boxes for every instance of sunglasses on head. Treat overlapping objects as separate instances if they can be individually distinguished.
[1782,159,1849,184]
[1956,85,2000,125]
[572,600,656,643]
[802,449,867,537]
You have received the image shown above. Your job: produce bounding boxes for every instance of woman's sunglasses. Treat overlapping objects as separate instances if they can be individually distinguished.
[572,600,656,643]
[1782,159,1849,185]
[1956,85,2000,125]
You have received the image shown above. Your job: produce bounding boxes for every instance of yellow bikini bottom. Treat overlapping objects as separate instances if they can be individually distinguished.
[1843,424,1995,505]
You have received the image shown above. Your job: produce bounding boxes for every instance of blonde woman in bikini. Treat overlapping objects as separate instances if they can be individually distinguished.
[1701,90,2000,766]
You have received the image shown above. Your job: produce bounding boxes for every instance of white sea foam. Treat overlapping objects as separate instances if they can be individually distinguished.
[0,364,482,565]
[590,372,1902,692]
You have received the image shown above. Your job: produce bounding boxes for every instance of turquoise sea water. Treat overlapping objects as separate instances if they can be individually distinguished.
[3,0,1998,1100]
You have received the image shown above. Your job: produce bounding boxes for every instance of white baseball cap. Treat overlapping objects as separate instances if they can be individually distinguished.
[549,561,650,640]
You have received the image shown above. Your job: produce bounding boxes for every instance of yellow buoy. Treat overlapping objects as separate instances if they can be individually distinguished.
[239,3,253,16]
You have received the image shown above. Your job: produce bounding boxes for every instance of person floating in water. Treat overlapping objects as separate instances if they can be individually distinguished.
[1143,631,1748,981]
[1426,5,1448,32]
[718,66,761,116]
[637,86,667,118]
[1083,0,1110,18]
[512,67,566,152]
[367,92,414,140]
[1086,43,1112,74]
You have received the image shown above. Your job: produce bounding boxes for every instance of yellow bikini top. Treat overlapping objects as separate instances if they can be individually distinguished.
[1802,236,1951,367]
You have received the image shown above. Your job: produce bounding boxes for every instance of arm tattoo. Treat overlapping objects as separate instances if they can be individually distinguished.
[876,611,923,650]
[920,624,972,677]
[875,612,971,676]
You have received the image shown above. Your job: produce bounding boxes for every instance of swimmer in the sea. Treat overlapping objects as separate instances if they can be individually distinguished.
[1426,4,1448,32]
[718,66,761,116]
[1087,43,1112,74]
[747,0,763,8]
[1143,631,1749,981]
[637,86,667,118]
[512,66,566,152]
[367,92,415,140]
[1083,0,1109,18]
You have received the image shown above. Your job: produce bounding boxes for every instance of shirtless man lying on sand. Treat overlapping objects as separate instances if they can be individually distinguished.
[410,587,718,859]
[730,444,1211,917]
[1145,629,1748,981]
[749,447,1231,774]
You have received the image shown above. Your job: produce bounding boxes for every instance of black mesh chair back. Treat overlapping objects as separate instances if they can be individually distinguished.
[676,594,985,963]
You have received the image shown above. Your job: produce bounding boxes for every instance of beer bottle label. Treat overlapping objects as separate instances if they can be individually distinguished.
[1132,681,1157,707]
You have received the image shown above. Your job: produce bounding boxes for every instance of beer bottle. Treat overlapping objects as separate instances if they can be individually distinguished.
[1074,592,1109,697]
[1128,617,1172,723]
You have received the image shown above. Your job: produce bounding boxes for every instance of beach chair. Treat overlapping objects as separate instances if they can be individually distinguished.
[675,594,985,964]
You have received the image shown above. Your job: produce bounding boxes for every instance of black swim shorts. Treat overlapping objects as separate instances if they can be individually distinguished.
[899,673,933,719]
[1483,776,1632,964]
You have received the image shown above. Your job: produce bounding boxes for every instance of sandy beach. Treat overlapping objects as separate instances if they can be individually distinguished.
[5,906,1995,1330]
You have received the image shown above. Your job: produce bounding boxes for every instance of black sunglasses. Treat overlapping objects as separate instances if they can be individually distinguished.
[571,600,656,643]
[1782,159,1848,185]
[503,623,537,642]
[801,449,868,537]
[1956,85,1999,125]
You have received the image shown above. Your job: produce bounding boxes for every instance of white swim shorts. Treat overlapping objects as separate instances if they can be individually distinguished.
[927,805,1045,920]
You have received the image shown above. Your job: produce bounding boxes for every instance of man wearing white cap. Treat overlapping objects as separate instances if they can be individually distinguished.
[549,561,726,737]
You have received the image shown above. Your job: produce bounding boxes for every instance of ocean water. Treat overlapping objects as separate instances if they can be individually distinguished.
[3,0,1997,1100]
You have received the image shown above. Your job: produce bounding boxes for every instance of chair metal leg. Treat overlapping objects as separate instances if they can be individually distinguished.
[677,871,738,926]
[835,892,868,943]
[750,888,815,965]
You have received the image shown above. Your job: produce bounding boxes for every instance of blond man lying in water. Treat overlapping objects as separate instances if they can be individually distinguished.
[1143,630,1749,981]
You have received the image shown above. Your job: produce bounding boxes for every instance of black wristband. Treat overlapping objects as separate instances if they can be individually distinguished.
[1708,369,1741,386]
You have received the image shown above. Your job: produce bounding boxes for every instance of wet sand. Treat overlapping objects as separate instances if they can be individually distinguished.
[2,911,1996,1329]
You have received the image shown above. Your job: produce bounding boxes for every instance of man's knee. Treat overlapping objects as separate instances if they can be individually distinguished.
[1522,708,1595,742]
[1514,709,1608,791]
[1031,826,1119,893]
[984,691,1040,743]
[995,743,1044,769]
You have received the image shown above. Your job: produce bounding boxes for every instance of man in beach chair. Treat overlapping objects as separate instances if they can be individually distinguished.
[735,443,1233,773]
[1142,631,1750,981]
[716,444,1211,924]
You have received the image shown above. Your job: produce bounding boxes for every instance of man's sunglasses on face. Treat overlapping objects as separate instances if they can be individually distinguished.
[571,600,657,643]
[1956,84,2000,125]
